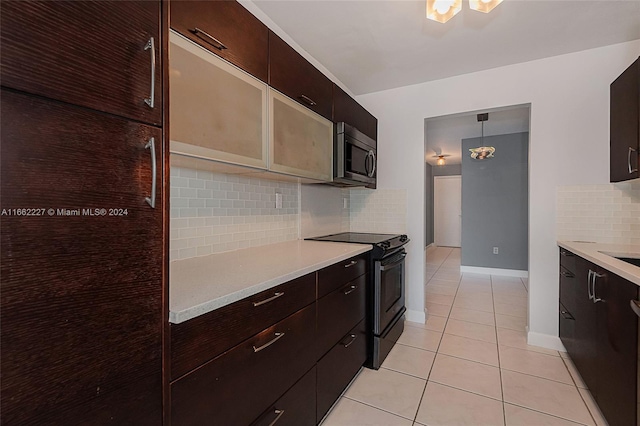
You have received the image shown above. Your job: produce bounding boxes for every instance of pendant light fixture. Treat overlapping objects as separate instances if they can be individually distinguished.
[469,113,496,160]
[427,0,503,23]
[436,155,446,166]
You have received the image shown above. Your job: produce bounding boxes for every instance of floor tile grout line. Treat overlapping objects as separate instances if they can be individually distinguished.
[498,366,579,387]
[503,401,593,426]
[341,395,419,423]
[561,356,600,425]
[491,275,508,426]
[428,380,504,403]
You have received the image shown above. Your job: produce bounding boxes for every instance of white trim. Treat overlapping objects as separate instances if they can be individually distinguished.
[527,330,567,352]
[406,309,426,324]
[460,265,528,278]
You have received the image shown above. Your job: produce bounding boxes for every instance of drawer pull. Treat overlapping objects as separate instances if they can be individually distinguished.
[190,27,228,51]
[343,285,358,295]
[253,292,285,307]
[560,310,574,320]
[253,332,285,353]
[561,271,574,279]
[298,94,317,106]
[560,250,574,257]
[269,409,285,426]
[344,260,358,268]
[342,334,357,348]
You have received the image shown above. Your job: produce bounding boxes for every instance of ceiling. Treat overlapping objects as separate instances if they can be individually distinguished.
[252,0,640,95]
[425,105,530,165]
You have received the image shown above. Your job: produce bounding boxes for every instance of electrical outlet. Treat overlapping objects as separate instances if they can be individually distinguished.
[493,247,499,255]
[275,193,283,209]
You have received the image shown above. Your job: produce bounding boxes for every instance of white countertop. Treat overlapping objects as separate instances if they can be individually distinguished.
[557,241,640,286]
[169,240,372,324]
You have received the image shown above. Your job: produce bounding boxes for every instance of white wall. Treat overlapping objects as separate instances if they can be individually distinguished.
[357,40,640,347]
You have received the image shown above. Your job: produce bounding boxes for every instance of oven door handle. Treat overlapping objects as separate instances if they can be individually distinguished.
[380,254,406,271]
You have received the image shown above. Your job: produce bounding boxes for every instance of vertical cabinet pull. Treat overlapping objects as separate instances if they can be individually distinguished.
[144,37,156,108]
[629,147,638,174]
[592,272,604,303]
[190,27,228,51]
[587,270,594,300]
[145,137,157,208]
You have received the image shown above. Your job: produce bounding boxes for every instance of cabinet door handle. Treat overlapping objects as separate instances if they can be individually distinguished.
[144,137,157,208]
[298,94,317,106]
[143,37,155,108]
[252,292,284,307]
[561,270,574,279]
[190,27,228,51]
[560,250,574,257]
[587,270,594,300]
[343,284,357,295]
[344,260,358,268]
[592,272,604,303]
[253,332,285,353]
[560,309,574,320]
[342,333,357,348]
[630,300,640,318]
[268,409,285,426]
[629,147,638,174]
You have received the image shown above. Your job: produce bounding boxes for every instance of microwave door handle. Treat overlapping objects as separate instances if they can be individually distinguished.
[364,151,370,177]
[368,150,376,177]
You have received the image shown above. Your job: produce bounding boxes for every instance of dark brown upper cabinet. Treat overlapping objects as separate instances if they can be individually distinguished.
[0,1,162,127]
[333,84,378,142]
[269,31,333,121]
[610,57,639,182]
[170,0,269,82]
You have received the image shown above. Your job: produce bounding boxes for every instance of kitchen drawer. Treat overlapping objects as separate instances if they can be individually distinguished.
[317,275,367,360]
[171,272,315,379]
[318,253,368,299]
[317,318,367,423]
[1,1,162,126]
[170,0,269,82]
[171,303,317,426]
[269,31,333,120]
[559,248,576,274]
[252,366,316,426]
[560,265,577,315]
[559,302,575,355]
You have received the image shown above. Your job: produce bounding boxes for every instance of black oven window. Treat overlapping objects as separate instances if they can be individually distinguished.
[346,142,369,176]
[382,264,403,313]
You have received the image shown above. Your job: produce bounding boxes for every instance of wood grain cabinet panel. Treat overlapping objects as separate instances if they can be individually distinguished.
[171,304,317,426]
[0,90,163,424]
[171,272,316,380]
[170,0,269,82]
[318,253,368,298]
[0,0,162,126]
[333,84,378,142]
[610,57,639,182]
[252,366,317,426]
[317,318,367,423]
[269,31,333,120]
[169,31,268,170]
[317,275,367,360]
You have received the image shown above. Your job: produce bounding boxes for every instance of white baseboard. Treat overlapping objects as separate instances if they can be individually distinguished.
[425,243,435,250]
[460,266,528,278]
[527,330,567,352]
[406,309,426,324]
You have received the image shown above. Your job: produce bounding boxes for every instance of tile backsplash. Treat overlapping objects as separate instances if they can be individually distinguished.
[350,188,408,234]
[170,166,298,261]
[557,181,640,245]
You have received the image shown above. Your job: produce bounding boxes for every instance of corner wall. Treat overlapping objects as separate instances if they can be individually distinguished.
[356,40,640,345]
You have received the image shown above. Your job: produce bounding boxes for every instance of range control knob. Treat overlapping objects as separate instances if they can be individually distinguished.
[399,235,408,242]
[379,241,390,249]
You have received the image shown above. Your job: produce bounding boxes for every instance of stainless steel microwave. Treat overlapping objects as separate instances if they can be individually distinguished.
[333,122,377,188]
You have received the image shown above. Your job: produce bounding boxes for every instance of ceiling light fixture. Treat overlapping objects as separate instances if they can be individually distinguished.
[427,0,502,23]
[426,0,462,24]
[470,113,496,160]
[436,155,446,166]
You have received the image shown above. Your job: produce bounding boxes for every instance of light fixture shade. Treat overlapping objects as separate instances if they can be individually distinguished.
[469,146,496,160]
[426,0,462,23]
[469,0,503,13]
[436,155,446,166]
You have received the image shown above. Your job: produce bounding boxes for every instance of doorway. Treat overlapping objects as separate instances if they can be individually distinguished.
[434,175,461,247]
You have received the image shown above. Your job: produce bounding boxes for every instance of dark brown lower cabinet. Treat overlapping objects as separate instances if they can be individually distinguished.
[559,249,638,426]
[171,303,316,426]
[317,318,367,423]
[252,366,317,426]
[0,89,163,425]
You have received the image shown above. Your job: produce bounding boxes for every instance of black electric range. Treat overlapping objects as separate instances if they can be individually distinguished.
[305,232,408,259]
[306,232,410,369]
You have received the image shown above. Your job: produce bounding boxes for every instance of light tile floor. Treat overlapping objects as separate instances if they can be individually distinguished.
[322,246,609,426]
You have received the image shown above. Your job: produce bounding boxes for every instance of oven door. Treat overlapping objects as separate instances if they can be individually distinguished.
[374,249,406,335]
